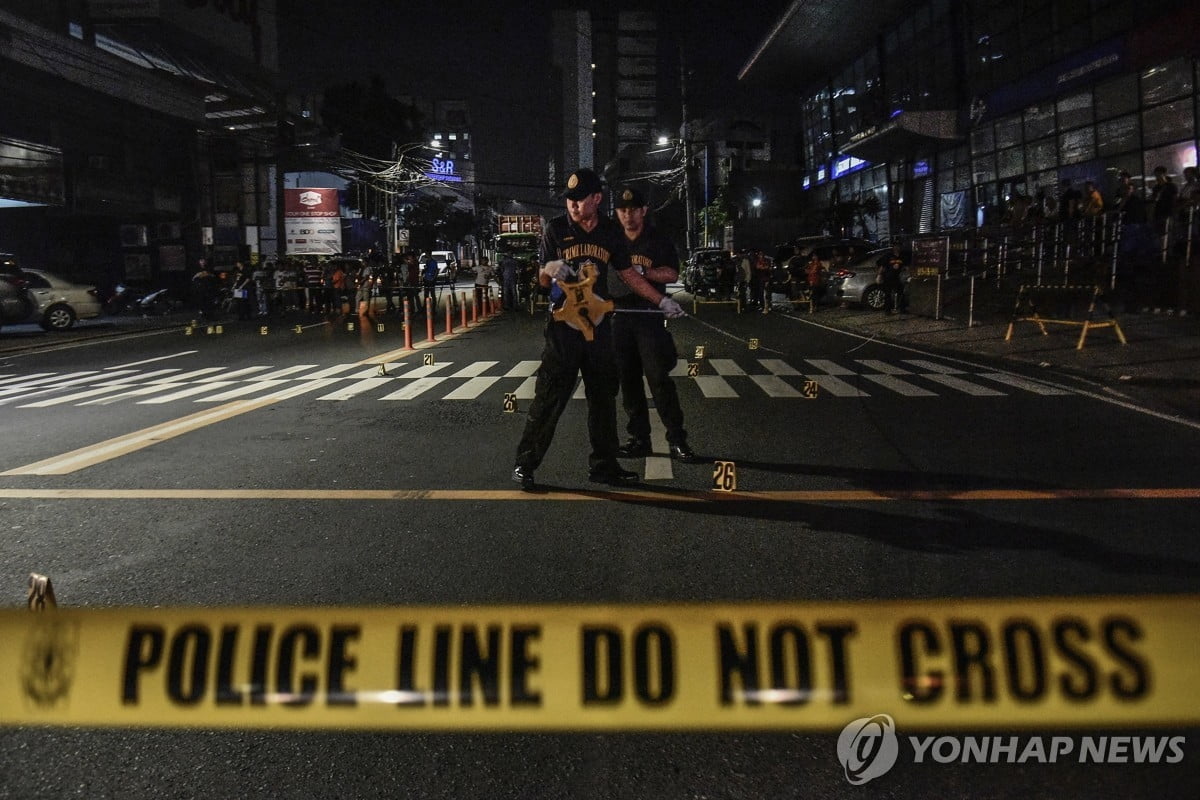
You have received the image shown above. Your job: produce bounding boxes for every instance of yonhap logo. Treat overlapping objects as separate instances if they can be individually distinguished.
[835,714,1186,786]
[837,714,899,785]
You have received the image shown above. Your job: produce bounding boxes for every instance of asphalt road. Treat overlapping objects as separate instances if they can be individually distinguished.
[0,290,1197,798]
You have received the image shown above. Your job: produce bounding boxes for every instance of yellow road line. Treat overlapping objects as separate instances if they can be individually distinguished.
[0,487,1197,501]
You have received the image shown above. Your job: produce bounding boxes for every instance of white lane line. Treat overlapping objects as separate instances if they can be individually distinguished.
[318,378,393,401]
[759,359,802,376]
[857,359,913,375]
[0,371,108,395]
[805,358,855,376]
[979,372,1075,396]
[380,377,450,400]
[750,375,804,398]
[137,382,236,404]
[255,365,320,381]
[451,361,498,378]
[392,363,453,379]
[152,367,226,382]
[197,366,272,382]
[862,374,938,397]
[921,373,1006,396]
[513,376,537,399]
[443,377,501,400]
[106,351,197,369]
[0,372,55,387]
[903,359,965,374]
[669,358,689,377]
[644,416,673,481]
[96,368,180,384]
[693,375,738,398]
[18,384,142,407]
[196,380,288,401]
[77,384,185,406]
[710,359,746,376]
[299,364,366,380]
[505,360,540,378]
[811,375,868,397]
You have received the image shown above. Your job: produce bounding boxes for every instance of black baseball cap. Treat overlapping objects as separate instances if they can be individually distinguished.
[561,168,604,200]
[614,186,647,209]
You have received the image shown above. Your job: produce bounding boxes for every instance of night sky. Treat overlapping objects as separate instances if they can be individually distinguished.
[277,1,787,206]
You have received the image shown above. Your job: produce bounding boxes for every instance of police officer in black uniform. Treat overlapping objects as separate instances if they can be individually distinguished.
[511,168,685,491]
[610,186,696,462]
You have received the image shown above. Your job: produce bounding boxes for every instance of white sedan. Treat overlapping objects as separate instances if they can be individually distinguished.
[22,269,103,330]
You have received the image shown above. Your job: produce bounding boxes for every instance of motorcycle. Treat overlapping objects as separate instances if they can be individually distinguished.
[103,284,179,316]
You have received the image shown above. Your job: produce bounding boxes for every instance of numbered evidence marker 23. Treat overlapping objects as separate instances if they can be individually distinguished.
[687,362,701,377]
[712,461,737,492]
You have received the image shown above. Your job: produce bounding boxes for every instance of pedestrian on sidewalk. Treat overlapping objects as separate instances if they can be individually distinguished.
[877,243,908,314]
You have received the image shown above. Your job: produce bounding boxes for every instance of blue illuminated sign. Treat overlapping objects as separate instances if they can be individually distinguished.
[913,160,930,177]
[427,157,462,182]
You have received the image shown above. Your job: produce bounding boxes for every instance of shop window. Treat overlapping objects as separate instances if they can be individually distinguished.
[1024,105,1056,140]
[1142,100,1195,148]
[970,124,994,155]
[1096,114,1140,157]
[1025,137,1057,172]
[997,146,1025,178]
[1057,92,1093,130]
[1095,73,1138,120]
[1141,59,1194,106]
[973,154,996,184]
[1058,128,1095,165]
[994,115,1022,150]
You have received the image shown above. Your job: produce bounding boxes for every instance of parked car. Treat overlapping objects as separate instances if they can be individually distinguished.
[682,248,734,298]
[22,268,103,330]
[426,250,459,284]
[826,247,912,310]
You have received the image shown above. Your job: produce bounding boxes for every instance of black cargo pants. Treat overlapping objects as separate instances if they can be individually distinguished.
[514,317,621,472]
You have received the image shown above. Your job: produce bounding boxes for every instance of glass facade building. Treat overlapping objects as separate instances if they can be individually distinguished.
[788,1,1198,238]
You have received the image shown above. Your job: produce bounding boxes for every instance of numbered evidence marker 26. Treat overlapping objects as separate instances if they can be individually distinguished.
[712,461,737,492]
[748,338,759,350]
[503,393,518,413]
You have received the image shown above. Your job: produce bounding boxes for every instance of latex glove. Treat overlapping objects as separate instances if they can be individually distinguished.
[540,260,569,281]
[659,296,685,318]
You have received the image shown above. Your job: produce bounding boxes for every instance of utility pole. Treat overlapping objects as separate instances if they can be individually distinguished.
[679,44,695,254]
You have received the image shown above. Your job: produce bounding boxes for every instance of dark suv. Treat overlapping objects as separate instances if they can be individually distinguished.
[682,248,735,298]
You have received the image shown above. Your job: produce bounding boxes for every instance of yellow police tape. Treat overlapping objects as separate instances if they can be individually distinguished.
[3,595,1198,731]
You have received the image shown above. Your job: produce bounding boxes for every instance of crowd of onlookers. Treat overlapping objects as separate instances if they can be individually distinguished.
[187,251,452,321]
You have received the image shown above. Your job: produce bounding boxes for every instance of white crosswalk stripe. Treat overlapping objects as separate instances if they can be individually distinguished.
[0,356,1080,408]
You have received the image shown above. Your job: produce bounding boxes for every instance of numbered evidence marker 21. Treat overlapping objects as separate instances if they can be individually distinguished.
[423,353,435,366]
[712,461,737,492]
[694,345,706,359]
